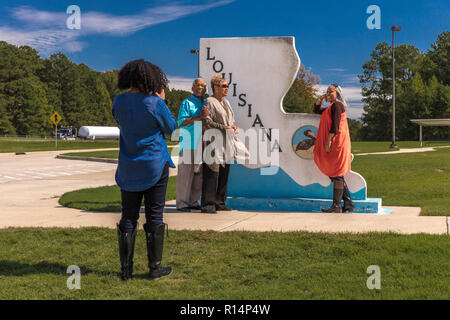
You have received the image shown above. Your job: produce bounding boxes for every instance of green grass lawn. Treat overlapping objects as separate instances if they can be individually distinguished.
[59,147,450,216]
[351,141,449,154]
[0,228,448,299]
[59,176,177,212]
[352,147,450,216]
[0,139,119,153]
[62,147,177,159]
[62,150,120,159]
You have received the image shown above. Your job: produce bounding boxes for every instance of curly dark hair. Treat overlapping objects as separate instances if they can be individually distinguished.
[118,59,169,94]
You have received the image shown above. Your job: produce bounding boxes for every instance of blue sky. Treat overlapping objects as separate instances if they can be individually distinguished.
[0,0,449,119]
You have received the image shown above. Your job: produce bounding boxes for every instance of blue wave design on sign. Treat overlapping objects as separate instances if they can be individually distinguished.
[228,164,366,200]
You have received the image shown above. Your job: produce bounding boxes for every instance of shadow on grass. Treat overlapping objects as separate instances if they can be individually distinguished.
[0,260,115,277]
[62,202,183,214]
[163,204,195,214]
[62,201,121,213]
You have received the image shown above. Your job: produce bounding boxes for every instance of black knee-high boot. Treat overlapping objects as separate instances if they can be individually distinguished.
[322,181,344,213]
[144,223,172,280]
[117,224,137,280]
[342,182,354,213]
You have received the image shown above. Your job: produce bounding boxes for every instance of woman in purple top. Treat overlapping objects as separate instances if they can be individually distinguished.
[112,59,177,281]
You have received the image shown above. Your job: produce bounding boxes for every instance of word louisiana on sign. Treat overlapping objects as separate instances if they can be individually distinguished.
[199,37,380,213]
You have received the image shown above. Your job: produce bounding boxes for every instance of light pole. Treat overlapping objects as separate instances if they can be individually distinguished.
[190,49,200,77]
[390,26,401,148]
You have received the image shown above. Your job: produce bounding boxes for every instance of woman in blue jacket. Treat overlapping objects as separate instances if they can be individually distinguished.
[112,59,177,280]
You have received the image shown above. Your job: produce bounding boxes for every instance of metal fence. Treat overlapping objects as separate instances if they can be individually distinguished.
[0,135,81,141]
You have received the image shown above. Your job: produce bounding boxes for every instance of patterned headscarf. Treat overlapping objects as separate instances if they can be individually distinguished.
[332,84,348,110]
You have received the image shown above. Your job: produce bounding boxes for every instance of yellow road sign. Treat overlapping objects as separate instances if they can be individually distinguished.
[50,111,62,125]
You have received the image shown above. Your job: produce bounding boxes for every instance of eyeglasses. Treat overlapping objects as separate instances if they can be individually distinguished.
[220,84,229,88]
[195,84,206,88]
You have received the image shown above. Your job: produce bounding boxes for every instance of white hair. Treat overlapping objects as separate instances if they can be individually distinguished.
[192,78,205,86]
[334,85,348,110]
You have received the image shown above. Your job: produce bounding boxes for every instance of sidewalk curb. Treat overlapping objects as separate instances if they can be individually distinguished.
[56,155,118,164]
[355,145,450,156]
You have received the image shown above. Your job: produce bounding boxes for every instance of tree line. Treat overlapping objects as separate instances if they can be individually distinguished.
[0,42,191,136]
[0,31,447,140]
[0,43,116,136]
[358,31,449,141]
[0,40,319,137]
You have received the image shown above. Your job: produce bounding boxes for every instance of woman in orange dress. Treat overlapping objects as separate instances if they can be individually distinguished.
[313,84,354,213]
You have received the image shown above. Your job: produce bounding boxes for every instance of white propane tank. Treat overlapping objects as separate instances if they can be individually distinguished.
[78,126,120,140]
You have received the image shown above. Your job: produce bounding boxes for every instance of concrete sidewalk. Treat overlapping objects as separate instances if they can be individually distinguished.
[1,195,447,234]
[0,150,448,235]
[355,145,450,156]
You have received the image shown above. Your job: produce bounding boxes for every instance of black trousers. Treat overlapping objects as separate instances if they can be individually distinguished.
[201,163,230,209]
[119,162,169,234]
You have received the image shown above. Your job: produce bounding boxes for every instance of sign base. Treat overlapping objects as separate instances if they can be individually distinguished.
[225,197,387,214]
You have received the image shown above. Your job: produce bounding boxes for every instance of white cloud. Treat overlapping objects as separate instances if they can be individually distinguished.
[340,86,363,102]
[1,1,235,54]
[82,1,234,35]
[346,102,365,120]
[341,74,361,85]
[0,27,84,54]
[10,6,66,28]
[168,76,196,91]
[327,68,346,72]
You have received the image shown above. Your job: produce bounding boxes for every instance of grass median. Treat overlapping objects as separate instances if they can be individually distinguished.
[59,176,177,212]
[0,139,119,153]
[0,138,178,153]
[350,141,449,154]
[0,228,448,299]
[61,147,176,160]
[351,147,450,216]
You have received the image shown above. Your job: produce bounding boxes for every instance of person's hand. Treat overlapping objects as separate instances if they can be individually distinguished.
[199,107,210,119]
[325,141,331,152]
[315,94,325,105]
[232,125,239,133]
[225,125,233,130]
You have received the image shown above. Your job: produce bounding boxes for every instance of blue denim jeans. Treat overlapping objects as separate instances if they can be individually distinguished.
[119,162,169,234]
